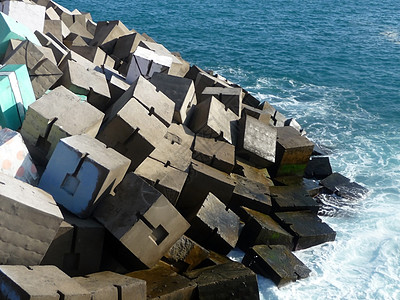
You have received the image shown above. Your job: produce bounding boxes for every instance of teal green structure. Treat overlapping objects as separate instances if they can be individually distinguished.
[0,12,40,61]
[0,64,36,130]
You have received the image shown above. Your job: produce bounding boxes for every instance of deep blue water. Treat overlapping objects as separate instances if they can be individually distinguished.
[58,0,400,298]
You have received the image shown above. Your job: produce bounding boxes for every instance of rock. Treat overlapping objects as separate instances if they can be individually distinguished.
[242,245,311,287]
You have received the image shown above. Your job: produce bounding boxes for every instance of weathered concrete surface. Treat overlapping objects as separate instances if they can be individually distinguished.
[127,262,196,300]
[21,86,104,162]
[134,157,188,205]
[185,261,259,300]
[234,157,274,187]
[186,193,240,255]
[0,172,63,265]
[74,271,146,300]
[270,185,320,213]
[320,172,368,200]
[188,96,239,145]
[164,235,210,272]
[237,207,294,251]
[39,134,130,218]
[201,86,243,117]
[193,136,235,174]
[90,20,130,54]
[0,265,90,299]
[34,30,69,64]
[94,173,190,268]
[304,156,333,180]
[275,210,336,250]
[193,70,232,100]
[242,245,311,287]
[237,114,277,167]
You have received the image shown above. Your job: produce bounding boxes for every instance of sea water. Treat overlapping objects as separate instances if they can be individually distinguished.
[57,0,400,298]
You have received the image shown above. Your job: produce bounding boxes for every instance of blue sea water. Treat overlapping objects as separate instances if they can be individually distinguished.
[58,0,400,298]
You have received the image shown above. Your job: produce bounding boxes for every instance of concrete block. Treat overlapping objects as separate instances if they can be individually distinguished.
[57,59,111,111]
[1,0,45,34]
[320,172,368,199]
[270,185,319,213]
[21,86,104,161]
[3,38,21,58]
[74,271,146,300]
[68,21,94,40]
[0,172,63,265]
[64,32,90,48]
[186,193,240,255]
[0,64,36,130]
[113,32,145,61]
[94,173,190,268]
[188,96,239,145]
[242,104,274,125]
[127,262,196,300]
[273,126,315,177]
[97,95,167,170]
[0,128,38,185]
[164,235,209,272]
[90,20,130,54]
[194,250,232,269]
[69,45,112,68]
[122,75,175,126]
[242,245,311,287]
[193,136,235,173]
[237,207,294,251]
[184,64,204,82]
[185,261,259,300]
[201,86,243,117]
[284,118,305,134]
[0,265,90,299]
[126,46,172,84]
[150,72,197,124]
[108,74,130,104]
[39,134,130,218]
[44,19,70,41]
[193,70,231,100]
[304,156,333,179]
[45,6,60,20]
[275,210,336,250]
[237,114,277,167]
[3,40,63,99]
[234,157,274,187]
[34,30,69,64]
[229,174,272,215]
[176,160,236,220]
[134,157,188,205]
[242,90,261,108]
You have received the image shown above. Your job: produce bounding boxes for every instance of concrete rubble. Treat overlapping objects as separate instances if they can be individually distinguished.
[0,0,369,297]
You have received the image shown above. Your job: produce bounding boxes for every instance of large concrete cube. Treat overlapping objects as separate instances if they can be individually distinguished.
[0,172,63,265]
[39,134,130,218]
[188,96,239,145]
[150,72,197,124]
[201,86,243,117]
[193,70,232,100]
[270,185,319,213]
[34,30,69,64]
[1,1,45,33]
[0,265,90,299]
[237,114,277,167]
[0,64,36,130]
[21,86,104,162]
[94,173,190,268]
[90,20,130,54]
[112,32,145,61]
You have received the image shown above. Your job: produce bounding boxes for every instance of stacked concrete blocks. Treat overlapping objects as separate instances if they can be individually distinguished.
[39,134,130,218]
[201,86,243,117]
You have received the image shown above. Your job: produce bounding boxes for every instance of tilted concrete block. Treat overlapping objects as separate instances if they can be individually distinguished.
[234,157,274,187]
[0,128,38,185]
[0,11,40,61]
[237,207,294,251]
[68,21,94,41]
[188,96,238,145]
[0,64,36,130]
[21,86,104,161]
[237,114,277,167]
[94,173,190,268]
[194,70,231,100]
[34,30,69,64]
[229,174,272,215]
[201,86,243,117]
[127,262,195,300]
[0,265,90,299]
[319,172,368,200]
[69,45,114,68]
[241,104,274,125]
[126,46,172,84]
[304,156,333,180]
[45,6,60,20]
[108,74,130,105]
[74,271,146,300]
[164,235,209,272]
[39,134,130,218]
[275,210,336,250]
[176,160,236,220]
[186,193,240,255]
[3,38,22,58]
[64,32,89,48]
[57,59,111,111]
[90,20,130,54]
[1,0,45,34]
[270,185,319,213]
[242,89,261,108]
[97,96,167,170]
[242,245,311,287]
[44,19,70,42]
[150,72,197,124]
[185,261,259,300]
[273,126,315,177]
[134,157,188,205]
[193,136,235,174]
[113,32,145,61]
[3,40,63,99]
[0,172,63,265]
